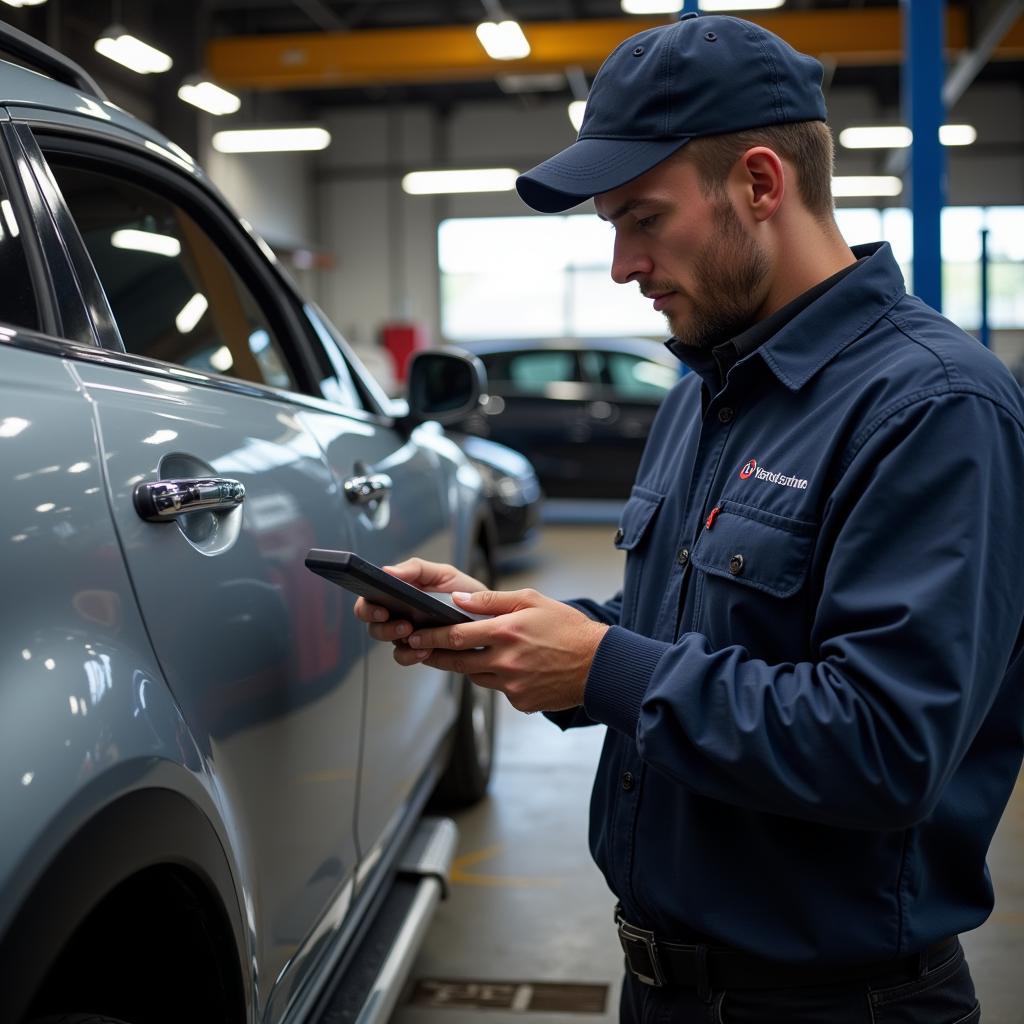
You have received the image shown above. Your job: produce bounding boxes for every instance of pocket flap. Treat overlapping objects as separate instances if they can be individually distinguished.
[614,487,664,551]
[689,501,814,598]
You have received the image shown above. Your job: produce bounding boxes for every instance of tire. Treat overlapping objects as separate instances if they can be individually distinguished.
[432,542,498,808]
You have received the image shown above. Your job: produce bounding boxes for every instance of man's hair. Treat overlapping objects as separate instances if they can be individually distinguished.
[681,121,836,221]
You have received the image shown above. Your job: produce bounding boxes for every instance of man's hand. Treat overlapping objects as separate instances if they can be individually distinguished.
[353,556,489,639]
[403,588,608,713]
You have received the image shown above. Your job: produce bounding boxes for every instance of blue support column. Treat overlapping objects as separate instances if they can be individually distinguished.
[901,0,946,312]
[979,226,991,348]
[682,0,700,13]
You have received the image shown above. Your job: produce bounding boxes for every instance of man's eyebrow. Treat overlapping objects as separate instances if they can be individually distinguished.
[598,197,650,223]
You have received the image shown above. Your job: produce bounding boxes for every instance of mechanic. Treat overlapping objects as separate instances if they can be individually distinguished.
[356,12,1024,1022]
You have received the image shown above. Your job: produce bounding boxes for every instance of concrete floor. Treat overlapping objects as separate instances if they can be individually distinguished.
[391,523,1024,1023]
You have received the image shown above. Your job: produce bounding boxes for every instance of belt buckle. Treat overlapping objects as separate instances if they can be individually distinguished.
[617,915,665,987]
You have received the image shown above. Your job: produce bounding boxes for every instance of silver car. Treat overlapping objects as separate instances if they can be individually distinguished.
[0,24,497,1024]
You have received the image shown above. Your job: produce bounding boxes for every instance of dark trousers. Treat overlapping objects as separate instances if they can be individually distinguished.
[619,939,980,1023]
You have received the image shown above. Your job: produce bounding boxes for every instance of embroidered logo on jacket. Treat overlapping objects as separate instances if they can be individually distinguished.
[739,457,808,490]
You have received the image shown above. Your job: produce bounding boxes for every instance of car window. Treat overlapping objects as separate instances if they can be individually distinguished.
[47,163,298,390]
[0,177,40,331]
[582,350,676,399]
[488,350,581,391]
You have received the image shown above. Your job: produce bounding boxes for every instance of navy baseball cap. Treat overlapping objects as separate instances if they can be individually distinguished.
[517,12,827,214]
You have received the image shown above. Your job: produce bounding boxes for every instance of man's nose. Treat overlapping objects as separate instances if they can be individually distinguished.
[610,236,652,285]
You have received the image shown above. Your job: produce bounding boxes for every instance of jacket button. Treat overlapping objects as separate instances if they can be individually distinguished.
[677,548,689,566]
[718,406,735,424]
[729,554,745,575]
[622,771,635,791]
[614,527,625,544]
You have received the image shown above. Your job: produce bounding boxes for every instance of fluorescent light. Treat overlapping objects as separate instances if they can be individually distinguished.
[839,126,912,149]
[0,0,49,7]
[402,168,520,195]
[94,27,173,75]
[175,293,208,334]
[831,176,903,198]
[840,124,977,149]
[476,20,531,60]
[111,229,181,257]
[939,124,977,146]
[622,0,784,11]
[211,127,331,153]
[178,80,241,116]
[568,100,587,133]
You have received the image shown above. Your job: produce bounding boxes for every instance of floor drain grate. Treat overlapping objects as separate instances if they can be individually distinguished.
[410,979,608,1014]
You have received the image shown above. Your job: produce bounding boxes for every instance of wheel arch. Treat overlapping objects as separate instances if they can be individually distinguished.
[0,787,251,1023]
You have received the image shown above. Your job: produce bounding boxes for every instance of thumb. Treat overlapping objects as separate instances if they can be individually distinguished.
[452,588,540,615]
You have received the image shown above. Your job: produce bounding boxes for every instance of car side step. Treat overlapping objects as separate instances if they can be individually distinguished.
[314,817,458,1024]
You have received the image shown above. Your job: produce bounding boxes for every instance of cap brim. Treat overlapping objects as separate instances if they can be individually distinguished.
[516,136,691,213]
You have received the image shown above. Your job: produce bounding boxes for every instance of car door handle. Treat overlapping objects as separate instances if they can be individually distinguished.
[343,472,393,506]
[134,477,246,521]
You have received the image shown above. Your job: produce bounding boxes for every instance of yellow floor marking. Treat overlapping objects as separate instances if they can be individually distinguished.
[450,843,562,888]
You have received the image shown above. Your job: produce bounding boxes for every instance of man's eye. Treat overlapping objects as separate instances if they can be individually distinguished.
[637,215,658,229]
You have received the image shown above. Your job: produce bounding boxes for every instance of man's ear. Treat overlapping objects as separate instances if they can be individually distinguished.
[736,146,785,223]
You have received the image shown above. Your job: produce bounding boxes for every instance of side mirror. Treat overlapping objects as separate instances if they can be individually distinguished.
[404,349,487,425]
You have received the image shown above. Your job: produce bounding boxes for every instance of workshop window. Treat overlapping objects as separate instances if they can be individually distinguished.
[441,209,1024,344]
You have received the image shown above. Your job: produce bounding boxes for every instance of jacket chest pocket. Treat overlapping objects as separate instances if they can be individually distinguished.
[614,485,664,627]
[688,500,816,656]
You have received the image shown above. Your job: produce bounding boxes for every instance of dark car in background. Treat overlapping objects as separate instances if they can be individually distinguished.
[449,432,542,567]
[453,337,681,498]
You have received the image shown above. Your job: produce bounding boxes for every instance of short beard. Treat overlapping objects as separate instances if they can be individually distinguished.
[670,199,770,351]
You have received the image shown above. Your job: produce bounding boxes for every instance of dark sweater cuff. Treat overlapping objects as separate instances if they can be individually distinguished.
[583,625,671,737]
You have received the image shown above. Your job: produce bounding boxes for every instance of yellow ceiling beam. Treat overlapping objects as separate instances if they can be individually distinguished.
[207,8,1021,92]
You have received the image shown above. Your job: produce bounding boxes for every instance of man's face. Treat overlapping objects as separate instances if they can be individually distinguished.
[594,154,771,349]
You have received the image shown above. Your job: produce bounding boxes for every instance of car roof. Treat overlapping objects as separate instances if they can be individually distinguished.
[455,337,677,364]
[0,29,205,181]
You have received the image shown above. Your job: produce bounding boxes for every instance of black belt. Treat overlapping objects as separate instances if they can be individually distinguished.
[615,907,958,991]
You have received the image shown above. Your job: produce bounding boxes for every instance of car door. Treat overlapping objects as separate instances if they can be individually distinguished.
[296,309,459,878]
[25,126,368,1019]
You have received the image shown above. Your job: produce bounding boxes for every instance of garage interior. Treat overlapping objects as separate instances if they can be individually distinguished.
[3,1,1022,1022]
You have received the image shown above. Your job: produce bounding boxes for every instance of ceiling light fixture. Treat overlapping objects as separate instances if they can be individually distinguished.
[94,26,173,74]
[211,127,331,153]
[839,124,977,149]
[0,0,49,8]
[178,79,241,116]
[831,176,903,198]
[476,20,531,60]
[402,168,520,195]
[939,124,977,146]
[476,0,530,60]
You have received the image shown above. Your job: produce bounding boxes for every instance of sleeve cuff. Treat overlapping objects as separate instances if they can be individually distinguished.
[582,626,671,737]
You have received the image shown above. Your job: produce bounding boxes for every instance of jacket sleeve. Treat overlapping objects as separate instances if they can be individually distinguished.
[544,593,625,730]
[582,391,1024,829]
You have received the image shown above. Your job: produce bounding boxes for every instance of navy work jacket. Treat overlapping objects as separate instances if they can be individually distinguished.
[554,242,1024,965]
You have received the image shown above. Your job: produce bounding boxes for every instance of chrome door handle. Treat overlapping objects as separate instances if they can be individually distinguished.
[134,477,245,522]
[343,472,393,505]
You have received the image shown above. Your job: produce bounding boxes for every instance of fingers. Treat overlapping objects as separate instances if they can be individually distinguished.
[407,619,493,652]
[383,557,456,589]
[452,587,543,616]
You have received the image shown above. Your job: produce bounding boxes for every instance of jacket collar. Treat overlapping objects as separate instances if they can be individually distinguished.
[666,242,906,393]
[755,241,905,391]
